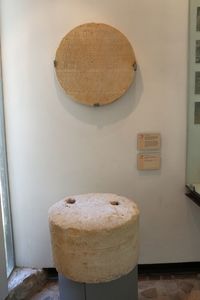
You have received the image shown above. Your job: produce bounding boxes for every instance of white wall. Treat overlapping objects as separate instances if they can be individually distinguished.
[1,0,200,268]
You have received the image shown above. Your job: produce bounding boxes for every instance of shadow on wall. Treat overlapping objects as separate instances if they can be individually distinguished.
[54,66,143,128]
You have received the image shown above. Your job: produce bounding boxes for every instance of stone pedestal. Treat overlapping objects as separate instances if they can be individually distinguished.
[59,267,138,300]
[49,193,139,299]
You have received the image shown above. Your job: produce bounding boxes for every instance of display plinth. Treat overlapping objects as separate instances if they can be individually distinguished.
[59,267,138,300]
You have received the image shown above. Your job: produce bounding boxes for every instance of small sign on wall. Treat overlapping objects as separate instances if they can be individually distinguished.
[195,102,200,124]
[195,72,200,94]
[137,133,161,151]
[137,153,161,171]
[196,40,200,63]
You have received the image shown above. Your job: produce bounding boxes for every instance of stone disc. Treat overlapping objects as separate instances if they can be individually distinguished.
[55,23,136,106]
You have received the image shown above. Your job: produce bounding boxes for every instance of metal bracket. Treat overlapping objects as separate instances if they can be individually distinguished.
[54,60,57,68]
[133,62,137,71]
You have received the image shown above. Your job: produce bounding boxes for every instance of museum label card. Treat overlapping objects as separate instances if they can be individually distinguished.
[137,133,161,151]
[137,154,161,171]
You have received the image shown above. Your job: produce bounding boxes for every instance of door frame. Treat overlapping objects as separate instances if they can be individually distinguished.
[0,41,15,277]
[0,200,8,299]
[0,43,8,298]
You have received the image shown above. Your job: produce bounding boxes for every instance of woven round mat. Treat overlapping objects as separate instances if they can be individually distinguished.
[55,23,136,106]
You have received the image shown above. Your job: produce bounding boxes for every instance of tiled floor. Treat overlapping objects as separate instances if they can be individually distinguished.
[138,274,200,300]
[31,282,59,300]
[31,274,200,300]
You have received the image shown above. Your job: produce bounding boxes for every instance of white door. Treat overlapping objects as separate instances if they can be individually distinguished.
[0,201,8,300]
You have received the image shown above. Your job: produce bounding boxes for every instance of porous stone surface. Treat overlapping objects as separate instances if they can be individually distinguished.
[7,268,47,300]
[49,193,139,283]
[55,23,136,106]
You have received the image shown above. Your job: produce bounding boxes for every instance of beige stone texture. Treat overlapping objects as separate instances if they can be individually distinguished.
[48,193,139,283]
[55,23,136,106]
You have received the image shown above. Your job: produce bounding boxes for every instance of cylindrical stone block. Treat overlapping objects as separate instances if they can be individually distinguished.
[48,193,139,283]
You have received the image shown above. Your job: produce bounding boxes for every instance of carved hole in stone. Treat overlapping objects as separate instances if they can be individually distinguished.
[110,201,119,206]
[66,198,76,204]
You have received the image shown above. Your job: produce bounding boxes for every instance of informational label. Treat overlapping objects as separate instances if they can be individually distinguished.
[137,154,161,171]
[197,7,200,31]
[195,102,200,124]
[137,133,161,151]
[195,72,200,94]
[196,40,200,63]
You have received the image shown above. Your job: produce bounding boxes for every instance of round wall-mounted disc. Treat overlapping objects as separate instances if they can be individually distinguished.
[55,23,136,106]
